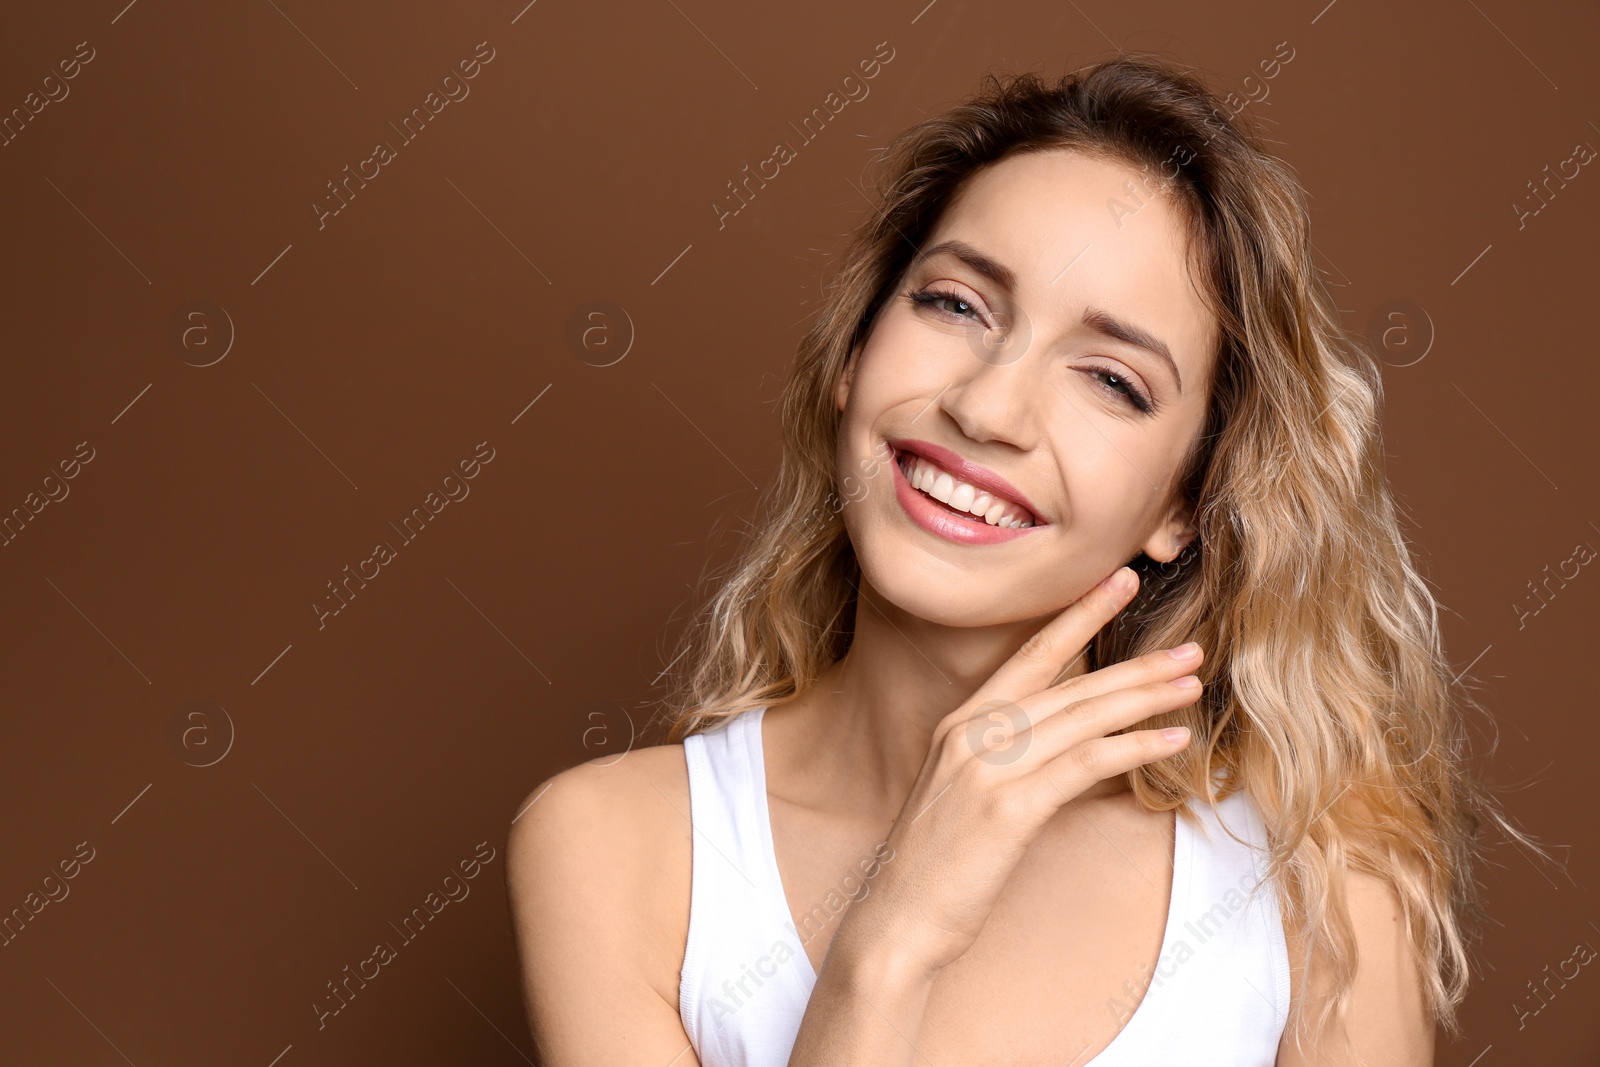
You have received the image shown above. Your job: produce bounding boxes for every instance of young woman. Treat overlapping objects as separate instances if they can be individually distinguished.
[507,55,1512,1065]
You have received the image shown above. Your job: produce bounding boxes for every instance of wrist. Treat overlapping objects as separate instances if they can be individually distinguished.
[825,916,942,994]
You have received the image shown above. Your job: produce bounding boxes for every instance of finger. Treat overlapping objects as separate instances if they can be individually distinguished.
[1022,641,1204,723]
[965,642,1201,751]
[971,565,1141,706]
[956,675,1201,773]
[1023,675,1204,765]
[1030,725,1193,802]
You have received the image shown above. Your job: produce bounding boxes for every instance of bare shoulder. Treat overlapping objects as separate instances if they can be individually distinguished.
[505,743,694,1024]
[506,742,692,871]
[1277,822,1435,1066]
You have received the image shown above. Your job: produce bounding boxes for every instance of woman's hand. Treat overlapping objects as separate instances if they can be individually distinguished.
[830,564,1204,979]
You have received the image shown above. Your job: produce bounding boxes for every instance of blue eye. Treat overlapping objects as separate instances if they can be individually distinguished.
[908,286,983,323]
[1086,367,1155,414]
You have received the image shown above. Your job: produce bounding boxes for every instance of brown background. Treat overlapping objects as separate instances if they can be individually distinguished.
[0,0,1595,1062]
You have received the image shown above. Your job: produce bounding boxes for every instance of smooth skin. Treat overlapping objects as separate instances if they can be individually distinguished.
[506,149,1432,1065]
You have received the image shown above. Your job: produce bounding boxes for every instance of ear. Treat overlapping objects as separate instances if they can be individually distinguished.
[1142,494,1198,564]
[835,343,861,414]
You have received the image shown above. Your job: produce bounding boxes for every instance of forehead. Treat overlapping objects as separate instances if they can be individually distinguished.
[919,148,1218,375]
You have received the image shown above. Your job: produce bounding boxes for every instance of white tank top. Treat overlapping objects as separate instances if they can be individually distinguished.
[678,705,1291,1065]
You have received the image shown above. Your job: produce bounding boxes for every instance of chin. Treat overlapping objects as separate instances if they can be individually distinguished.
[846,517,1062,630]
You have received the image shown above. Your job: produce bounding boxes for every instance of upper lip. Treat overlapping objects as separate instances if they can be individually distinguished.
[887,438,1047,524]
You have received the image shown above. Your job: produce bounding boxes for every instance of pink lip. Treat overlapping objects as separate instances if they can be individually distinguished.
[887,438,1047,546]
[888,439,1047,522]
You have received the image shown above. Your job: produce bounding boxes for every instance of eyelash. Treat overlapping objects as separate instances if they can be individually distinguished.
[905,285,1156,415]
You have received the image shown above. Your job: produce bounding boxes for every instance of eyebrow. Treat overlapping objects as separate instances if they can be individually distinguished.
[913,238,1184,394]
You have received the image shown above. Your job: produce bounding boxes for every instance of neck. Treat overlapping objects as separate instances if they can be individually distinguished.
[775,575,1125,825]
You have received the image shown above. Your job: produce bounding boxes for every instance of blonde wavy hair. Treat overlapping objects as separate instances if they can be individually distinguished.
[655,54,1531,1049]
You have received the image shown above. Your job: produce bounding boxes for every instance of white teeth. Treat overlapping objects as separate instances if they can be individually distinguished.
[898,452,1035,529]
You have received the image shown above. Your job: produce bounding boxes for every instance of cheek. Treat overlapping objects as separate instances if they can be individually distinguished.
[835,351,890,450]
[1047,424,1168,514]
[844,332,956,432]
[858,309,966,383]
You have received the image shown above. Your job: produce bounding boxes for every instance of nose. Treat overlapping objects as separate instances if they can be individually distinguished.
[938,344,1042,451]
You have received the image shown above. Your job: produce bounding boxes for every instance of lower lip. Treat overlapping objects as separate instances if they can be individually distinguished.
[890,449,1044,546]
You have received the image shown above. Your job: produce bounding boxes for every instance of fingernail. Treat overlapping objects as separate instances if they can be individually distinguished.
[1102,567,1135,594]
[1162,727,1191,743]
[1169,675,1200,687]
[1167,642,1199,659]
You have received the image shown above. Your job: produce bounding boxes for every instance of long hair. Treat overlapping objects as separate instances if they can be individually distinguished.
[655,53,1531,1047]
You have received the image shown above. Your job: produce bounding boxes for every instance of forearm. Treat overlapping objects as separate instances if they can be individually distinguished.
[786,924,940,1066]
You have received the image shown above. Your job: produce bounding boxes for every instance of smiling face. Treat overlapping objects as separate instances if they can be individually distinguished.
[834,147,1221,628]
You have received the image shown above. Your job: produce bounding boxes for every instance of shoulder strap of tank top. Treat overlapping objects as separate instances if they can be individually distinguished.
[1187,780,1292,1027]
[679,707,807,1047]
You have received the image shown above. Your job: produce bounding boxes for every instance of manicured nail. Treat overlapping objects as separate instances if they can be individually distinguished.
[1169,675,1200,687]
[1167,642,1199,659]
[1162,727,1191,743]
[1102,567,1135,594]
